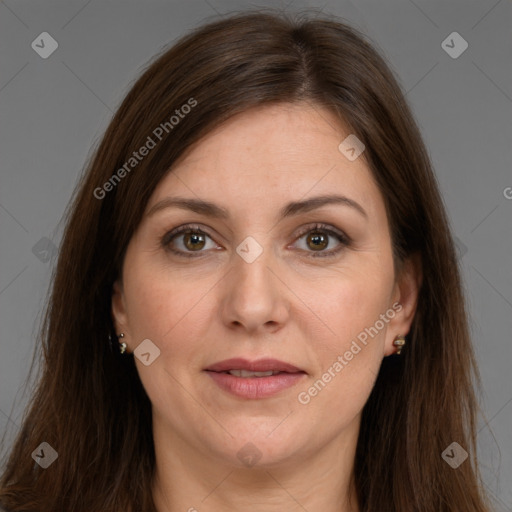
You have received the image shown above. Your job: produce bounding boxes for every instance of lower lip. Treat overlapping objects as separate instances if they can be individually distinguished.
[205,371,306,399]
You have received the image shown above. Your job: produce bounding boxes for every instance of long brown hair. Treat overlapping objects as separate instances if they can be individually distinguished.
[0,9,491,512]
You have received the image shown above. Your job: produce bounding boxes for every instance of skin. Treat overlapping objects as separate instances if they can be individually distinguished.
[112,102,421,512]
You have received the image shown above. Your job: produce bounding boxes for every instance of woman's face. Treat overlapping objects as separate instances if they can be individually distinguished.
[112,102,418,469]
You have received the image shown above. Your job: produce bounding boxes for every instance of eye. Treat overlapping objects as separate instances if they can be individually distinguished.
[292,223,350,258]
[161,224,219,258]
[162,222,350,259]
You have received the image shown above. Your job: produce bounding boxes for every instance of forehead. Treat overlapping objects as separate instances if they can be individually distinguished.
[146,102,383,221]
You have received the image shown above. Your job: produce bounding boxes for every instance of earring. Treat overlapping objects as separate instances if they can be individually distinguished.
[393,335,406,355]
[118,333,127,354]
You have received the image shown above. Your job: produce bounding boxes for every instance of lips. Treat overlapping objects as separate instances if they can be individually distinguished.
[203,358,307,399]
[204,357,305,374]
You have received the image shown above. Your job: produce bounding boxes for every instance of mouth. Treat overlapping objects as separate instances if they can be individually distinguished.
[204,357,306,374]
[214,369,292,378]
[203,358,307,399]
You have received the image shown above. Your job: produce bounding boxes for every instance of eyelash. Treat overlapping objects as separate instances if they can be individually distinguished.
[161,223,350,259]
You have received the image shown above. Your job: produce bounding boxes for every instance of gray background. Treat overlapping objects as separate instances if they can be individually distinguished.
[0,0,510,509]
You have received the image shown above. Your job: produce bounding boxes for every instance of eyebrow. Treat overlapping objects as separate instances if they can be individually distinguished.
[146,194,368,221]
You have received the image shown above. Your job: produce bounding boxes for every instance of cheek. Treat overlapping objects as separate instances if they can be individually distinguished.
[312,264,393,344]
[298,267,392,407]
[123,261,218,351]
[121,266,239,438]
[122,265,217,401]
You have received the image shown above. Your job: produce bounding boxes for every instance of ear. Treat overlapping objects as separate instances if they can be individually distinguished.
[384,252,422,356]
[111,279,130,351]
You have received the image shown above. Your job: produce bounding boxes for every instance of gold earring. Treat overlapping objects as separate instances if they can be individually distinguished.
[118,333,127,354]
[393,335,406,355]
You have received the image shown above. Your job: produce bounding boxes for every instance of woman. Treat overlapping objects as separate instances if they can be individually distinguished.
[0,9,492,512]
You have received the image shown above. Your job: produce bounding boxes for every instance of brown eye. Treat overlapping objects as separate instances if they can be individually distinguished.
[306,231,329,251]
[162,224,217,258]
[183,232,206,251]
[293,223,349,259]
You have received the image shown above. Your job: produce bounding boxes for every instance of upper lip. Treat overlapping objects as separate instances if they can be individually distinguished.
[204,358,305,373]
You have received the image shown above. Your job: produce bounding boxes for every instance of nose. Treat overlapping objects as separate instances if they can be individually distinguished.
[219,240,290,334]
